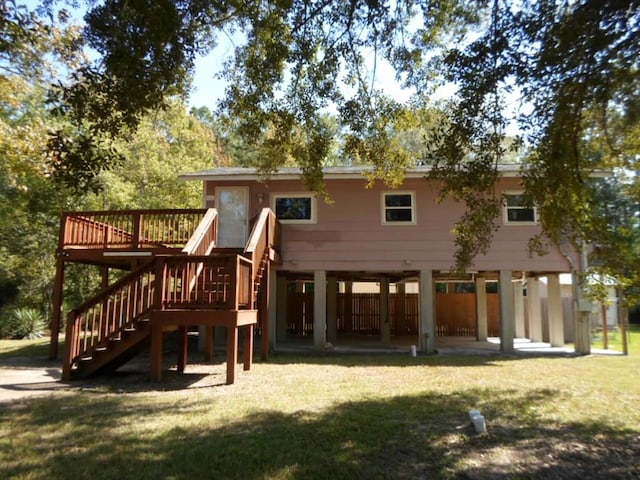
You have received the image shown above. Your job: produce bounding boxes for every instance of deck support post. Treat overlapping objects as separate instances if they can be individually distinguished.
[499,270,515,353]
[475,276,488,341]
[547,274,564,347]
[326,276,338,343]
[177,326,188,373]
[243,325,253,371]
[203,326,214,362]
[226,326,238,384]
[50,257,65,360]
[527,277,543,342]
[419,270,436,354]
[380,277,391,345]
[150,325,163,381]
[275,274,287,346]
[514,279,526,338]
[313,270,327,350]
[344,281,353,334]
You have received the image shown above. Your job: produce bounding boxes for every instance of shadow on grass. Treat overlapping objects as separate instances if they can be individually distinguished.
[1,387,637,480]
[263,350,573,368]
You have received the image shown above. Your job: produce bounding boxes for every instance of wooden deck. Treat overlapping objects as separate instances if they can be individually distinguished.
[52,208,280,385]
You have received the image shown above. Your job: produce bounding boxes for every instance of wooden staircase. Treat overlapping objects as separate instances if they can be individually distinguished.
[54,208,280,384]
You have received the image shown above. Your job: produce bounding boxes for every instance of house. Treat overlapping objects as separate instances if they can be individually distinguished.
[51,164,591,383]
[178,165,585,354]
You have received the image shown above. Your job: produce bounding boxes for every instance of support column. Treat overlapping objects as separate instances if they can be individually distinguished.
[499,270,515,353]
[527,277,543,342]
[268,268,278,352]
[547,274,565,347]
[50,257,65,360]
[260,261,271,361]
[243,324,254,371]
[475,276,488,341]
[275,275,288,344]
[513,280,526,338]
[344,281,353,334]
[327,276,338,343]
[574,272,592,355]
[419,270,435,353]
[203,326,214,361]
[396,282,406,335]
[226,326,238,385]
[380,277,391,345]
[150,325,163,381]
[177,326,188,373]
[313,270,327,350]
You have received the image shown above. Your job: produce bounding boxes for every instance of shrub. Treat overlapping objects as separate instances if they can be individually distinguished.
[0,307,47,339]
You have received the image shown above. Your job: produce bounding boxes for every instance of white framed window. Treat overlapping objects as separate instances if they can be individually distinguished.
[382,191,415,224]
[272,193,317,224]
[503,192,537,224]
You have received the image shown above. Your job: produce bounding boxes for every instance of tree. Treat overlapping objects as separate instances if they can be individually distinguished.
[83,100,225,210]
[0,1,87,316]
[40,1,640,293]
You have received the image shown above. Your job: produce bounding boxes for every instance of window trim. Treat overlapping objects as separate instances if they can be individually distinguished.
[381,191,416,225]
[271,193,317,224]
[502,191,538,225]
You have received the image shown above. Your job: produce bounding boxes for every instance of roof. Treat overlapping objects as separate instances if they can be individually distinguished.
[178,164,526,182]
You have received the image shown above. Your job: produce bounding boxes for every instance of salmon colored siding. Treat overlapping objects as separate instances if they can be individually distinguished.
[204,176,569,273]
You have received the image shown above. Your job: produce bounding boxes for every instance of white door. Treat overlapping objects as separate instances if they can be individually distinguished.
[215,187,249,247]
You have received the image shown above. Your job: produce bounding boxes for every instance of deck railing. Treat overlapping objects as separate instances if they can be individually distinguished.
[60,209,208,249]
[63,253,252,377]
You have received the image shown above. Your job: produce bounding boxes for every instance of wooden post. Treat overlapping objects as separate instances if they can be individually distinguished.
[499,270,515,353]
[61,312,75,381]
[618,289,629,356]
[260,261,270,361]
[313,270,327,350]
[475,276,488,341]
[244,324,254,371]
[601,302,609,350]
[344,281,353,334]
[203,326,214,362]
[419,270,435,353]
[396,282,406,335]
[226,326,238,384]
[380,277,391,345]
[177,326,188,373]
[50,256,65,360]
[150,324,163,381]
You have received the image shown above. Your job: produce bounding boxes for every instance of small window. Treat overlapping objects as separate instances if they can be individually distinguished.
[382,192,415,224]
[272,194,316,224]
[503,192,537,224]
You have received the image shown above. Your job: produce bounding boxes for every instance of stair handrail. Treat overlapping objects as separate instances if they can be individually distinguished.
[244,208,279,264]
[182,208,218,255]
[63,261,157,378]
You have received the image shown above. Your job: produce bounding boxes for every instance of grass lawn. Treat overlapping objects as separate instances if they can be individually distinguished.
[1,327,639,479]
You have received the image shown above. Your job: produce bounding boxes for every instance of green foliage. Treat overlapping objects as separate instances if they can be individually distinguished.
[4,1,640,299]
[0,307,47,339]
[82,100,221,209]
